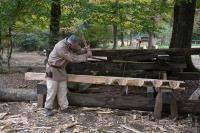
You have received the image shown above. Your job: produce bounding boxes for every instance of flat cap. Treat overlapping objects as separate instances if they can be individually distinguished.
[66,35,80,45]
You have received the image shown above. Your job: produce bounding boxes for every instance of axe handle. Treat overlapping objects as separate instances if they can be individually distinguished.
[80,31,88,47]
[90,57,107,61]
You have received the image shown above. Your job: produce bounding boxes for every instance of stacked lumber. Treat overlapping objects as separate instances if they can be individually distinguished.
[65,48,200,80]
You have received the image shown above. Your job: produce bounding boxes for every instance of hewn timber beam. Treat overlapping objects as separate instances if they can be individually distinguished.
[92,48,200,57]
[25,72,185,90]
[68,61,186,72]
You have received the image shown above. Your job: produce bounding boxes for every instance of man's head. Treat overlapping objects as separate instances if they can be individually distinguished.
[66,35,81,51]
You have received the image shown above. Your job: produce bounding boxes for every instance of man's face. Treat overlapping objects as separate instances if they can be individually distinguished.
[69,43,81,51]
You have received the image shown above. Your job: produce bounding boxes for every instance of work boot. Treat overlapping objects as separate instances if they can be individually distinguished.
[45,108,54,116]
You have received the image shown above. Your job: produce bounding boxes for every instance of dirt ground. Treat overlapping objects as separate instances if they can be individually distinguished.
[0,51,199,133]
[0,102,194,133]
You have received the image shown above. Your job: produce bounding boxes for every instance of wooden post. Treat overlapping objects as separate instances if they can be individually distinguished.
[122,86,129,95]
[37,94,45,108]
[170,92,178,119]
[192,115,200,133]
[154,88,163,119]
[154,72,178,119]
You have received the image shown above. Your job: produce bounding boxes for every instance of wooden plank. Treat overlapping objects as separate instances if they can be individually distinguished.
[25,72,185,90]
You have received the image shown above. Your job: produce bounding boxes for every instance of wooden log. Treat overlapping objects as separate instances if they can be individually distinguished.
[67,61,186,72]
[0,87,200,114]
[25,72,185,90]
[0,88,37,102]
[177,72,200,80]
[69,92,200,114]
[92,48,200,57]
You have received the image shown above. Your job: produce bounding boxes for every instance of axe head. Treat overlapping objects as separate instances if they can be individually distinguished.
[79,21,90,31]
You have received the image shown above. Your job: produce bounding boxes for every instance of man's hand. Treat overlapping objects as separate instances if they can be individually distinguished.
[86,49,92,58]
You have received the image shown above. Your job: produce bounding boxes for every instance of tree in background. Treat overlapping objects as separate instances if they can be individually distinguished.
[170,0,196,48]
[0,0,33,69]
[48,0,61,55]
[170,0,197,71]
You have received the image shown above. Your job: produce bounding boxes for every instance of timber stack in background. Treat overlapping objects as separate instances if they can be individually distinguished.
[67,48,200,80]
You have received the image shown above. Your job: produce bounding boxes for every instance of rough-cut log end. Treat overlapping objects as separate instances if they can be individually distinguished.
[169,81,180,89]
[153,80,163,88]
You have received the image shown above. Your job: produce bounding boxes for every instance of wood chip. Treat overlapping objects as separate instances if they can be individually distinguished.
[54,127,62,133]
[96,111,113,114]
[62,122,79,129]
[82,107,103,111]
[133,114,137,120]
[54,122,78,133]
[157,126,167,132]
[32,126,52,130]
[121,125,142,133]
[73,126,80,133]
[0,113,8,120]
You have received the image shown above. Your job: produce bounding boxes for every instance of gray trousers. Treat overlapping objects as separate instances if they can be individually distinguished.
[45,78,69,110]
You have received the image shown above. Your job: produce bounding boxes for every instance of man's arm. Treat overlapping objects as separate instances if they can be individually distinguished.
[75,48,87,55]
[59,46,92,63]
[61,51,89,63]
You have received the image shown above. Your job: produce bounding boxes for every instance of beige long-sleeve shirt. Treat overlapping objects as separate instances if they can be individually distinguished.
[47,39,88,81]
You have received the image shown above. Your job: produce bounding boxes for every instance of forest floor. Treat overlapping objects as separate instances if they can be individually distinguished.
[0,51,199,133]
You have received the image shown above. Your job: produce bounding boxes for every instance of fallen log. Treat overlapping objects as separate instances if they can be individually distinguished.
[0,88,199,114]
[25,72,185,90]
[0,88,37,102]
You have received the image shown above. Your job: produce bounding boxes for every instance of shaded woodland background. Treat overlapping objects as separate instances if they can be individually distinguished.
[0,0,200,70]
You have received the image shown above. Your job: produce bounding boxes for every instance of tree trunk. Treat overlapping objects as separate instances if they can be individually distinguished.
[129,31,133,46]
[112,24,118,49]
[48,0,61,56]
[0,27,2,73]
[7,26,13,69]
[112,0,119,49]
[170,0,197,71]
[120,32,124,47]
[148,32,156,49]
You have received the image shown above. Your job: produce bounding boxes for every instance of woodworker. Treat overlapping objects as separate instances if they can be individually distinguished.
[45,35,92,116]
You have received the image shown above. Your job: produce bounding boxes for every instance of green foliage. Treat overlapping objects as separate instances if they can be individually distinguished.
[60,0,173,48]
[197,0,200,8]
[0,0,191,50]
[14,32,49,51]
[84,23,113,47]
